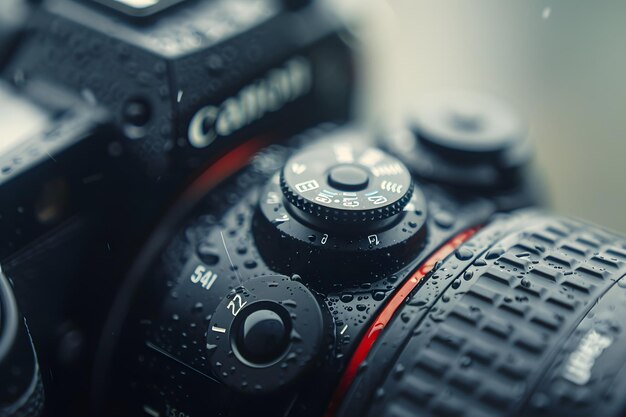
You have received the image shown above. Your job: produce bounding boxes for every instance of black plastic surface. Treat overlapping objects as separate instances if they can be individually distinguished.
[0,271,43,417]
[96,124,516,417]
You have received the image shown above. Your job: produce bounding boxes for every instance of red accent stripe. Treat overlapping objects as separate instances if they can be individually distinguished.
[324,226,480,417]
[182,136,272,200]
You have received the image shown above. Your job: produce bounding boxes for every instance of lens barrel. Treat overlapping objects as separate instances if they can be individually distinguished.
[337,213,626,417]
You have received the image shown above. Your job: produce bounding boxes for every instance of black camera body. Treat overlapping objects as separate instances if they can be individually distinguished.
[91,119,525,415]
[3,2,626,417]
[0,0,353,415]
[95,95,626,417]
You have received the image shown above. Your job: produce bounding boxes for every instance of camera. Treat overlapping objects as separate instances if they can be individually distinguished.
[0,0,353,415]
[94,89,626,417]
[2,2,626,417]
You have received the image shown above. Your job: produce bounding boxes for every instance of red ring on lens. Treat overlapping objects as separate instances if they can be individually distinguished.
[325,226,481,417]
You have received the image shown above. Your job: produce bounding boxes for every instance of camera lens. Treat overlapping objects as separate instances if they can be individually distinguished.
[333,215,626,417]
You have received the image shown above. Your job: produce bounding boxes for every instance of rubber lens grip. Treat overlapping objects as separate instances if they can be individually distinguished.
[339,212,626,417]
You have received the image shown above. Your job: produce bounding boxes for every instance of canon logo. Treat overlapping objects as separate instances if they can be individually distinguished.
[563,329,613,386]
[188,57,312,149]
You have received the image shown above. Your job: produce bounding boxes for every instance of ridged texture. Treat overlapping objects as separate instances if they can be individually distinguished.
[355,216,626,417]
[280,174,414,224]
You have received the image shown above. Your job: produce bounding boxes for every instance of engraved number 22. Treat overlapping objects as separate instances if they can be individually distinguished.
[227,294,247,316]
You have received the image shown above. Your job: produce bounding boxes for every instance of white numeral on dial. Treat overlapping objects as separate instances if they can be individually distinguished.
[227,294,247,316]
[190,265,218,290]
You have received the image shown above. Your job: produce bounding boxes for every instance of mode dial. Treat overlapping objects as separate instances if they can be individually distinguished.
[280,144,413,227]
[253,140,428,289]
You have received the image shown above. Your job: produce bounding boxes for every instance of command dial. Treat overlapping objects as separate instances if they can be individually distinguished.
[281,144,414,227]
[206,275,329,394]
[253,140,428,289]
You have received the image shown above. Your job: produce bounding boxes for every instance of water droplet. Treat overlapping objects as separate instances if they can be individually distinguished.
[394,363,405,378]
[434,211,455,229]
[196,243,220,265]
[290,330,302,342]
[340,294,354,303]
[372,291,385,301]
[455,247,473,260]
[486,248,504,260]
[283,299,297,308]
[459,355,472,368]
[474,258,487,267]
[463,270,474,281]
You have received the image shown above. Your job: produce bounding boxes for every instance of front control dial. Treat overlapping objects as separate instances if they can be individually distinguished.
[280,144,414,226]
[253,142,428,289]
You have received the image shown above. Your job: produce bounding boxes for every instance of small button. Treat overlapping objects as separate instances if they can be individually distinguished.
[236,308,289,364]
[327,164,370,191]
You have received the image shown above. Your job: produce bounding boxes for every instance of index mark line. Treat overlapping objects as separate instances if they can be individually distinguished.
[145,341,218,384]
[220,230,243,284]
[211,325,226,333]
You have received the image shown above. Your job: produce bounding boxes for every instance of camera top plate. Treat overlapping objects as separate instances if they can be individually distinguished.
[49,0,280,58]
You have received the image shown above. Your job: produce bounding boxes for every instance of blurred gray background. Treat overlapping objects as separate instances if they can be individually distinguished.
[348,1,626,233]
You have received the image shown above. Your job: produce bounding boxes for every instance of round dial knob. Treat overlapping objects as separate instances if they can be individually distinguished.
[206,275,328,393]
[413,91,525,155]
[235,308,290,365]
[383,91,531,195]
[280,144,414,227]
[253,141,428,289]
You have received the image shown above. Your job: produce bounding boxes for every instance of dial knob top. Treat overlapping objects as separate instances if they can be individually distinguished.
[280,143,413,225]
[412,91,525,155]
